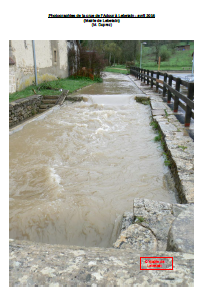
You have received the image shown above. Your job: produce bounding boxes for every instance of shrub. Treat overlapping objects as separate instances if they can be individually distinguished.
[70,45,106,80]
[126,61,135,68]
[160,45,171,61]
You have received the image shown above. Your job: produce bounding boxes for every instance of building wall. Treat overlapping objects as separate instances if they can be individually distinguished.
[9,40,68,93]
[9,65,16,93]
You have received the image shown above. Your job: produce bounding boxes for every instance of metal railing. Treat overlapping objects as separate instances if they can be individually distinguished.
[130,67,194,127]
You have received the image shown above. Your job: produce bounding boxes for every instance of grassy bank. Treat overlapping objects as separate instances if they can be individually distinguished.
[141,41,194,71]
[9,77,101,103]
[103,66,130,74]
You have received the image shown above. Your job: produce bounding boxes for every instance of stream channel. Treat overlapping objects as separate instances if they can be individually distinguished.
[9,72,178,248]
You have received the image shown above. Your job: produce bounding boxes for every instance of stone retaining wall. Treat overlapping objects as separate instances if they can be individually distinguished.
[9,90,81,129]
[9,95,43,128]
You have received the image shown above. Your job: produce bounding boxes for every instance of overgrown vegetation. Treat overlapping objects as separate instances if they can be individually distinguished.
[68,45,106,80]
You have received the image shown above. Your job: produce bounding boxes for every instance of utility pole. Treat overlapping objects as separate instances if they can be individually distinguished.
[32,40,38,86]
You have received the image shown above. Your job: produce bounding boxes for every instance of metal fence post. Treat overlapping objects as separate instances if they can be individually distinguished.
[156,72,160,92]
[151,71,154,88]
[167,75,173,103]
[147,70,149,85]
[163,73,167,97]
[174,78,181,112]
[143,69,146,83]
[185,82,194,127]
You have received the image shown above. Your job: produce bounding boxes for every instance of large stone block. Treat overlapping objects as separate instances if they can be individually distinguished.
[113,224,157,251]
[9,239,194,287]
[167,205,194,253]
[115,199,192,252]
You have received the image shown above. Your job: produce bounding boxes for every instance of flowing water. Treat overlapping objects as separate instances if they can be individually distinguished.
[9,73,177,248]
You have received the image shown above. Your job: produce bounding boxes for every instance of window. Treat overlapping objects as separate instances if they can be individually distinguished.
[54,49,57,63]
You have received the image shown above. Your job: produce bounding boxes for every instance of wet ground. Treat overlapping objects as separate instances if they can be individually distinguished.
[9,73,178,248]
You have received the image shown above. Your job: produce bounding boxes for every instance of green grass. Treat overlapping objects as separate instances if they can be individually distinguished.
[111,64,127,69]
[164,159,171,167]
[9,77,100,103]
[136,216,145,223]
[150,121,159,130]
[138,41,194,71]
[154,133,162,142]
[103,66,130,74]
[178,145,187,150]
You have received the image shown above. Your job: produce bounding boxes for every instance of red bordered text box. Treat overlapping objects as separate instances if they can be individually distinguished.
[140,257,173,270]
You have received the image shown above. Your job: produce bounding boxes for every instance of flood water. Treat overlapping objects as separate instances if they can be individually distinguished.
[9,73,177,248]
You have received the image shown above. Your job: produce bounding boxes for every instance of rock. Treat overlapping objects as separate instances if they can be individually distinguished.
[120,211,134,232]
[167,205,194,254]
[135,94,149,103]
[172,204,188,217]
[115,199,192,252]
[132,198,175,250]
[66,96,83,102]
[113,224,157,251]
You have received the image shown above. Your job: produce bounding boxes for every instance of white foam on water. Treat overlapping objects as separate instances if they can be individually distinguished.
[91,95,133,105]
[50,167,62,186]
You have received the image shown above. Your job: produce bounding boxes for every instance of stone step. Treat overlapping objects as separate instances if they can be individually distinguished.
[42,99,57,104]
[39,104,48,109]
[43,95,59,100]
[39,104,55,109]
[38,109,47,113]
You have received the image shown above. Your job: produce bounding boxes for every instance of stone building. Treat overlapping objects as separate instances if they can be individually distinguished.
[9,40,73,93]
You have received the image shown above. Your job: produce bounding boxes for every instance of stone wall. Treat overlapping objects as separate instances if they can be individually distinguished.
[9,95,43,128]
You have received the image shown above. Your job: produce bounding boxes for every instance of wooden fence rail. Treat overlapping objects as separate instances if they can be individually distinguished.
[130,67,194,127]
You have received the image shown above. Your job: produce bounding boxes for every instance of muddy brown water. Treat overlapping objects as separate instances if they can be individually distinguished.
[9,73,177,248]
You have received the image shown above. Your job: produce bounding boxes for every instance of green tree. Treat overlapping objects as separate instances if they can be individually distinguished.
[104,42,122,65]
